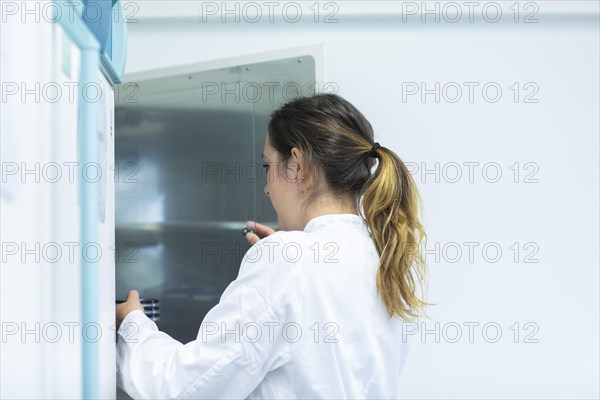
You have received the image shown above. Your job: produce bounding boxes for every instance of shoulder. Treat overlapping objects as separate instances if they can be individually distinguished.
[242,230,312,266]
[235,231,309,306]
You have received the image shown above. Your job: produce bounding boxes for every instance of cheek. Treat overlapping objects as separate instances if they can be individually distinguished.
[267,168,275,187]
[265,168,277,195]
[271,167,283,187]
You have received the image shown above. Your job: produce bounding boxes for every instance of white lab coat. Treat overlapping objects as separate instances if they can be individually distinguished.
[116,213,412,399]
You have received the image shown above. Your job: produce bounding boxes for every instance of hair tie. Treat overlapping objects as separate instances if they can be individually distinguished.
[369,142,381,158]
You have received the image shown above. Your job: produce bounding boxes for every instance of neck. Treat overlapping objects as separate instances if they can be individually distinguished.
[301,193,358,229]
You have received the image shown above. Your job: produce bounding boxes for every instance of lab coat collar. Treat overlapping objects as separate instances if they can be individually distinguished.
[303,213,369,234]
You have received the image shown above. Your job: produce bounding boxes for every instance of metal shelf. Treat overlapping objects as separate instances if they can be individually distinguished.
[115,221,278,246]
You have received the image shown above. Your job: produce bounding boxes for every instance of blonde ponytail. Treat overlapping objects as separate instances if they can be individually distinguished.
[360,145,430,320]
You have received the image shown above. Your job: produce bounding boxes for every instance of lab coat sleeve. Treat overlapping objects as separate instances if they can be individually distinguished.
[116,234,297,399]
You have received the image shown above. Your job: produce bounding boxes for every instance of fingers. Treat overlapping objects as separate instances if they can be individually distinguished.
[244,231,261,246]
[244,221,277,246]
[245,221,276,237]
[128,289,140,302]
[116,290,144,331]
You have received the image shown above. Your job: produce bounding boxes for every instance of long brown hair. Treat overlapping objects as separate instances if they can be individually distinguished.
[268,93,430,320]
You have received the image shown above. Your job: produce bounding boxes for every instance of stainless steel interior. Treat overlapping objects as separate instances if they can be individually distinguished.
[114,56,316,349]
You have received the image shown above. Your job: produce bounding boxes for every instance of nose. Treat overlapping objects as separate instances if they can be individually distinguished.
[264,185,269,197]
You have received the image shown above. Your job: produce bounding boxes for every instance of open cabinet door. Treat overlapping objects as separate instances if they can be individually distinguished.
[1,11,64,400]
[1,4,117,399]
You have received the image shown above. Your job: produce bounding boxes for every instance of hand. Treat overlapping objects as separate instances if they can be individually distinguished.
[244,220,276,246]
[116,290,144,331]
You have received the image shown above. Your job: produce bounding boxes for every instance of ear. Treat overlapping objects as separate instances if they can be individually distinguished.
[288,147,304,178]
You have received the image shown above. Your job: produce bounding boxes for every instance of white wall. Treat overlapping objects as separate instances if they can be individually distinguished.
[121,2,599,398]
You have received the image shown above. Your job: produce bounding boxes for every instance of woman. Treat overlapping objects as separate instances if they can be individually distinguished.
[116,93,429,399]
